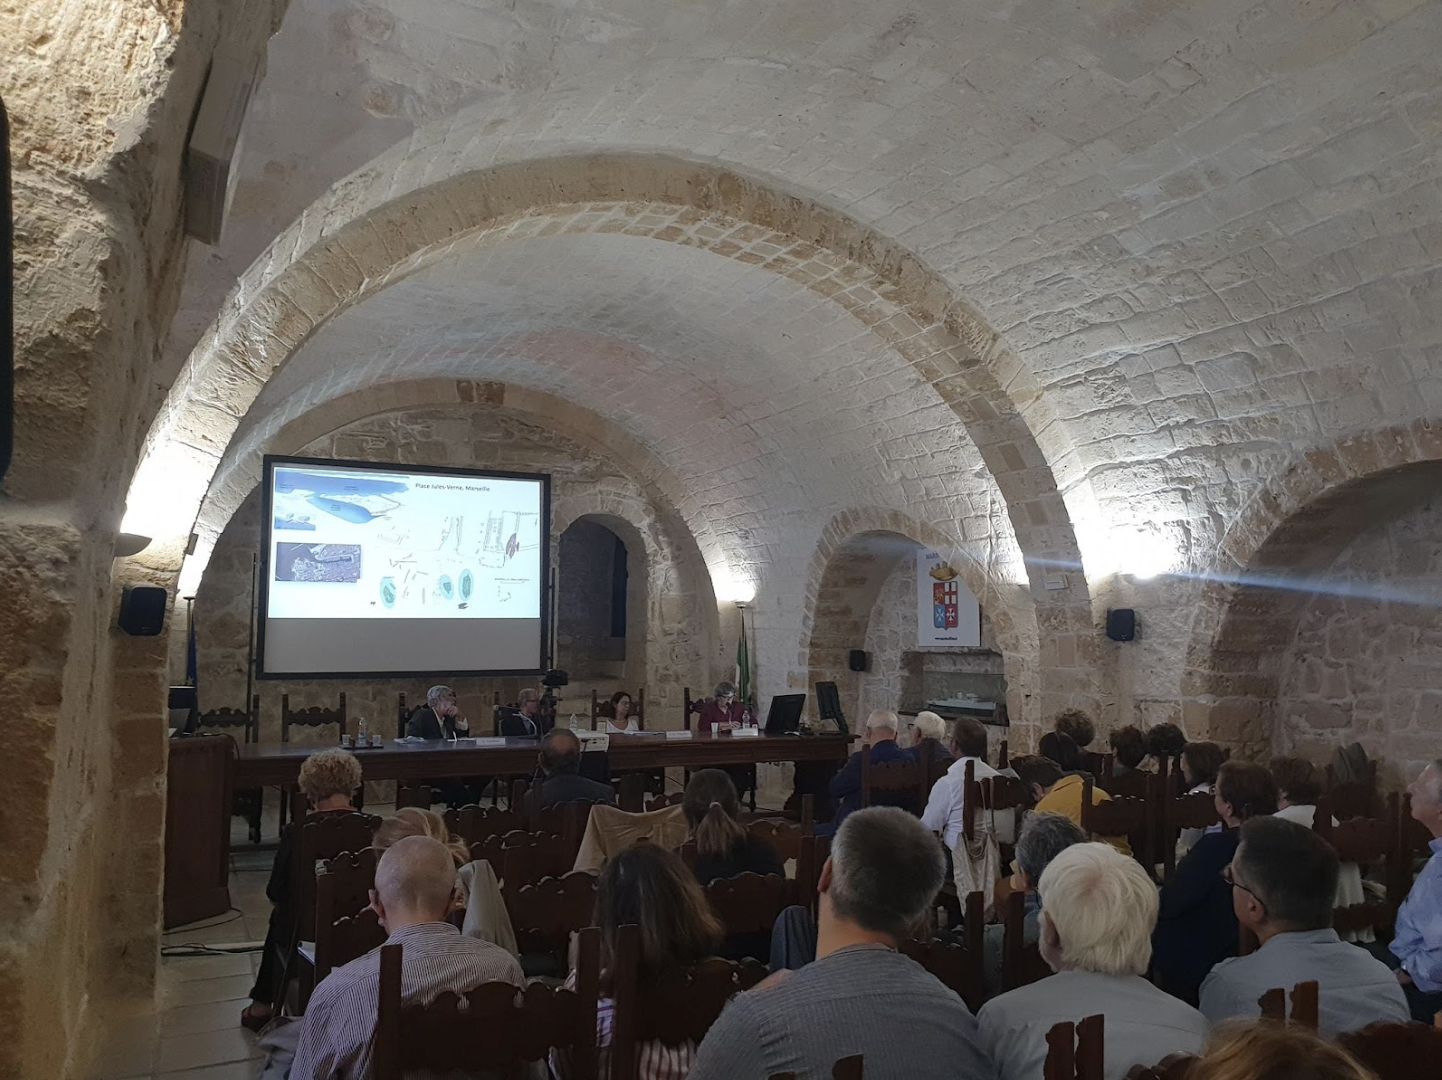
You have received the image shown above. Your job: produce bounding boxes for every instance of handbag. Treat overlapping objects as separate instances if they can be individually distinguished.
[951,795,1001,921]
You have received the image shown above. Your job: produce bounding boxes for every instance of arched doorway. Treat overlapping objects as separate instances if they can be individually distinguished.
[557,516,648,690]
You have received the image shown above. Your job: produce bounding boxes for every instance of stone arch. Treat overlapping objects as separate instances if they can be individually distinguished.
[1182,419,1442,755]
[800,507,1041,737]
[130,154,1089,619]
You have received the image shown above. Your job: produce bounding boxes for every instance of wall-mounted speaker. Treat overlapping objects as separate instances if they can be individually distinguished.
[119,584,168,636]
[848,649,868,672]
[1105,608,1136,642]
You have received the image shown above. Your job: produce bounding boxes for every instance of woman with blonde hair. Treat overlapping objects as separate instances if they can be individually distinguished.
[1188,1021,1378,1080]
[372,806,469,866]
[241,748,363,1031]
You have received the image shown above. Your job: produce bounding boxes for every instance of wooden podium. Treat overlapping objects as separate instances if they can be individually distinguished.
[164,733,235,929]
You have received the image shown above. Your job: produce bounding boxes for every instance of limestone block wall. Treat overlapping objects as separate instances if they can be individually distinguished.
[557,519,629,680]
[191,405,712,738]
[1278,491,1442,787]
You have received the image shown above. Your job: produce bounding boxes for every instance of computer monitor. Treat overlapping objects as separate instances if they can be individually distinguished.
[814,680,848,736]
[765,693,807,734]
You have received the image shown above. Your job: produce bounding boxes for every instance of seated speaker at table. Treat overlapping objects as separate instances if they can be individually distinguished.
[405,685,469,739]
[498,688,542,736]
[694,682,748,731]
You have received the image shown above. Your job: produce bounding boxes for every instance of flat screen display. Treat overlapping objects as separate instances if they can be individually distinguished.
[259,455,549,676]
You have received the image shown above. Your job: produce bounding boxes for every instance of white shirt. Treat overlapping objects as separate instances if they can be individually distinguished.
[922,755,1011,849]
[1273,803,1372,943]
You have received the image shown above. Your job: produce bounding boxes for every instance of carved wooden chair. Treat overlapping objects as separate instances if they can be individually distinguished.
[1043,1013,1105,1080]
[1316,791,1405,929]
[1101,768,1153,801]
[643,790,685,812]
[394,784,433,809]
[1163,790,1221,879]
[374,926,600,1080]
[1079,750,1114,781]
[703,872,791,961]
[507,871,599,964]
[395,691,409,740]
[745,796,815,863]
[277,693,349,831]
[860,740,930,813]
[899,891,986,1013]
[499,831,578,893]
[1258,979,1319,1028]
[996,739,1010,769]
[1001,887,1053,993]
[1338,1015,1442,1080]
[1080,777,1153,872]
[610,923,767,1079]
[444,781,527,847]
[313,848,382,983]
[195,694,263,841]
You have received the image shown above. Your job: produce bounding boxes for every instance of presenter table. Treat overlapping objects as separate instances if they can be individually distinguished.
[233,730,852,788]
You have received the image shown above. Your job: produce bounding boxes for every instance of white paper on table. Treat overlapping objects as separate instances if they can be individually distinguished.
[666,730,694,740]
[731,727,761,738]
[473,737,507,747]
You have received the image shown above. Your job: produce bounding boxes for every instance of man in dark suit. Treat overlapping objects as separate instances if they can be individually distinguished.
[405,685,469,740]
[817,709,914,835]
[498,687,542,736]
[537,729,615,808]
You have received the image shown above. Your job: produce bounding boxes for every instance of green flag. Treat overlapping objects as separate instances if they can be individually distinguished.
[736,624,751,707]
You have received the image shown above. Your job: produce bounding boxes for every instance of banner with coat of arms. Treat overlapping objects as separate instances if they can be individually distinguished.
[916,550,981,647]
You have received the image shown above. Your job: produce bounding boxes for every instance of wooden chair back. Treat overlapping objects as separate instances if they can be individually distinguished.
[746,798,815,862]
[683,686,707,732]
[314,852,384,982]
[1102,769,1153,801]
[293,811,381,940]
[445,781,527,846]
[796,832,828,919]
[374,926,601,1080]
[500,831,577,892]
[281,692,347,742]
[1163,791,1221,878]
[898,890,986,1012]
[703,872,790,939]
[1043,1014,1105,1080]
[644,791,686,812]
[508,871,599,959]
[1316,791,1404,926]
[610,923,766,1078]
[861,741,929,810]
[526,785,594,845]
[1002,888,1053,992]
[1326,758,1380,821]
[1079,751,1113,781]
[396,691,408,740]
[768,1057,864,1080]
[1258,979,1319,1029]
[1338,1016,1442,1080]
[194,695,259,743]
[997,739,1009,769]
[1080,777,1152,870]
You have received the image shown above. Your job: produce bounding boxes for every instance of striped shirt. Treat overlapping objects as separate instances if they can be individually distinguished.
[551,987,696,1080]
[291,921,524,1080]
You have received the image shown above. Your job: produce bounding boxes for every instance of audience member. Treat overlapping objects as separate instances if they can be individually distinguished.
[922,717,1010,852]
[907,710,956,767]
[537,728,616,808]
[240,748,362,1032]
[1109,725,1149,775]
[1146,722,1188,764]
[683,768,783,885]
[1186,1021,1377,1080]
[1014,754,1130,856]
[1199,816,1406,1035]
[979,812,1086,994]
[291,836,523,1079]
[1153,760,1278,1004]
[1178,741,1229,851]
[979,843,1207,1080]
[499,687,543,736]
[554,844,723,1080]
[1390,759,1442,1021]
[604,690,640,734]
[689,808,992,1080]
[372,806,469,865]
[1053,709,1096,749]
[1270,756,1370,943]
[822,710,915,834]
[1039,730,1083,774]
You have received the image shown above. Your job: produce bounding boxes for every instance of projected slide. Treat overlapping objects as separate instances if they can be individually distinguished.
[260,456,549,677]
[267,465,542,620]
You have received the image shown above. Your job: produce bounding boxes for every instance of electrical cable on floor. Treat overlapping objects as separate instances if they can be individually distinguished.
[161,942,264,956]
[161,908,244,935]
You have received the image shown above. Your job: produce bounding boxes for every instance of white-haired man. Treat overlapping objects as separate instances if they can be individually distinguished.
[690,807,994,1080]
[978,842,1207,1080]
[819,709,913,835]
[291,836,522,1080]
[405,684,468,740]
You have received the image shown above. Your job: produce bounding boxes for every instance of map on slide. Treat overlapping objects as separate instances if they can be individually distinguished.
[266,465,544,620]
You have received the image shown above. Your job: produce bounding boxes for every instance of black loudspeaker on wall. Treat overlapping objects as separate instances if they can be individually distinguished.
[848,649,869,672]
[1105,608,1137,642]
[119,584,168,636]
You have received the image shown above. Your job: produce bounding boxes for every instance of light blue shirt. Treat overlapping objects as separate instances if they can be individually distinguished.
[1393,837,1442,993]
[1202,928,1409,1036]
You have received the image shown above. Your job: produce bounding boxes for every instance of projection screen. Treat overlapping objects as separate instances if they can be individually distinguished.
[259,455,550,677]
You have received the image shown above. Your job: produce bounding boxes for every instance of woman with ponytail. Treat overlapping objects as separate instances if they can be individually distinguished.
[683,768,784,886]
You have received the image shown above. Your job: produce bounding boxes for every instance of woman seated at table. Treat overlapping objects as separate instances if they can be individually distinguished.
[683,769,783,885]
[604,690,641,734]
[695,681,750,731]
[240,748,363,1031]
[553,844,723,1080]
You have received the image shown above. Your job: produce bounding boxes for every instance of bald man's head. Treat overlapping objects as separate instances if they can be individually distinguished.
[374,835,457,924]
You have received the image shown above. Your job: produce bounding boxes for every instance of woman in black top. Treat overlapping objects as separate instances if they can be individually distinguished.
[683,768,783,885]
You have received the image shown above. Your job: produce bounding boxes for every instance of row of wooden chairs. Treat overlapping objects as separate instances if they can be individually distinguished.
[1045,981,1442,1080]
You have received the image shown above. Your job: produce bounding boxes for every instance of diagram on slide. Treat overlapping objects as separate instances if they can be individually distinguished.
[267,465,544,621]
